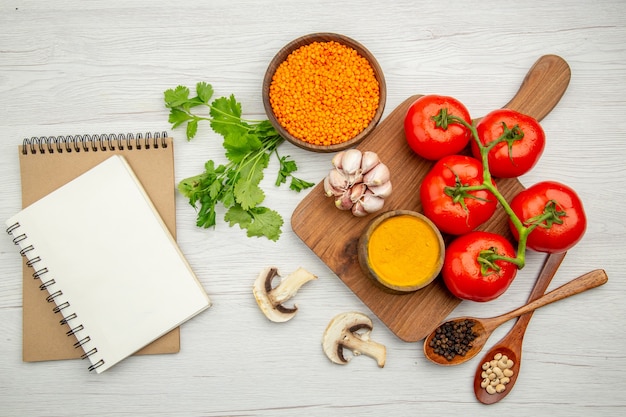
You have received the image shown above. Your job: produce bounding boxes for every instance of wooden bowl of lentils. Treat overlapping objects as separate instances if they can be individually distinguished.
[262,33,387,152]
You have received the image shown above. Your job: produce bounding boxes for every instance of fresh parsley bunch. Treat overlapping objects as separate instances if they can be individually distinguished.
[164,82,314,241]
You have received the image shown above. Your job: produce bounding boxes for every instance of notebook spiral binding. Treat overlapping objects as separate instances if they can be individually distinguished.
[21,131,169,155]
[5,222,105,372]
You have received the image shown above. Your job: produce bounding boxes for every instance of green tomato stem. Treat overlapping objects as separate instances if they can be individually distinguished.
[444,113,531,270]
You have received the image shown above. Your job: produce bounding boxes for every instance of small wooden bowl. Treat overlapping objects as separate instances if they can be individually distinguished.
[358,210,445,294]
[262,33,387,153]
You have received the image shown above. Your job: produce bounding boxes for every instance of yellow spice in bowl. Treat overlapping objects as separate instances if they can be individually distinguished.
[268,41,380,146]
[367,214,443,291]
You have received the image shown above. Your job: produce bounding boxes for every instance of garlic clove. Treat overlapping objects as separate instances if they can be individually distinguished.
[360,151,380,175]
[324,175,345,197]
[327,168,349,191]
[341,149,363,175]
[323,176,333,197]
[331,151,345,170]
[335,190,354,211]
[363,163,390,187]
[368,181,393,199]
[351,201,369,217]
[360,191,385,214]
[350,183,367,203]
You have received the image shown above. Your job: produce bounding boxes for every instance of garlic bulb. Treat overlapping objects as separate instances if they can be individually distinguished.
[324,149,392,216]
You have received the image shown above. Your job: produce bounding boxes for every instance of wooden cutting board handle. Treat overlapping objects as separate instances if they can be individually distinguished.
[503,54,571,121]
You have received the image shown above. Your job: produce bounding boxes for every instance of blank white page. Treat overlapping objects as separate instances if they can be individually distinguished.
[6,155,211,373]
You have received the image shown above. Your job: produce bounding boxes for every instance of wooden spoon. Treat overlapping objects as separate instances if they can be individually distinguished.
[423,268,608,366]
[424,252,565,365]
[473,251,565,404]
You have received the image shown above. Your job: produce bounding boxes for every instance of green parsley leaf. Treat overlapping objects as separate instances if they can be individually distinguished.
[276,155,315,192]
[168,108,192,130]
[186,119,198,140]
[224,132,262,163]
[276,155,298,186]
[210,95,244,138]
[164,85,190,108]
[196,195,217,229]
[290,176,315,192]
[234,180,265,211]
[224,204,252,229]
[247,207,283,241]
[246,207,284,241]
[196,82,214,104]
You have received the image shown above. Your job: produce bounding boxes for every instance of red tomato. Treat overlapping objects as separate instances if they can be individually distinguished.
[404,95,472,160]
[420,155,497,235]
[442,231,518,302]
[509,181,587,253]
[471,109,545,178]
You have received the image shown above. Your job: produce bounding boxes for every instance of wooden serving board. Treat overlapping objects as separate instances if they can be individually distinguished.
[291,55,571,342]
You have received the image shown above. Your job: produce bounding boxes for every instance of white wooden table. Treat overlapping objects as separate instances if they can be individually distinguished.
[1,1,625,415]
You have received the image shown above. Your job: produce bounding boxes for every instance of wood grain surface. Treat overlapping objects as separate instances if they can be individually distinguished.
[292,55,571,342]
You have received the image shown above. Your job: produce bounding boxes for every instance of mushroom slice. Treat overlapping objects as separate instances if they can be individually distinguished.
[253,267,317,323]
[322,311,386,368]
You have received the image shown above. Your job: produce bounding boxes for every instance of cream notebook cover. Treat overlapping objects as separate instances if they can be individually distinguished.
[6,154,211,373]
[17,134,181,362]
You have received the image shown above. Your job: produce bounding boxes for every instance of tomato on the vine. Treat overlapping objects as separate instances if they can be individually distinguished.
[420,155,498,235]
[509,181,587,253]
[404,95,472,160]
[442,231,518,302]
[471,108,545,178]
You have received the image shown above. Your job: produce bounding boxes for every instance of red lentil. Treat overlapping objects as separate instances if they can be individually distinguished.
[269,41,380,146]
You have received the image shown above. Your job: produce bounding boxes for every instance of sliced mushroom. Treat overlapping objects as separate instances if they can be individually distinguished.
[322,311,386,368]
[253,267,317,322]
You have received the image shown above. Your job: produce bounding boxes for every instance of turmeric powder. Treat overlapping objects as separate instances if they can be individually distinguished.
[367,214,443,291]
[269,41,380,146]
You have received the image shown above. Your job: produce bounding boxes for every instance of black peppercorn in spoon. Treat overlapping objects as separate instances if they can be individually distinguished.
[423,267,608,366]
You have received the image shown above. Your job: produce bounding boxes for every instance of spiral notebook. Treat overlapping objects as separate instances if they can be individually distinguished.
[6,148,211,373]
[7,133,211,372]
